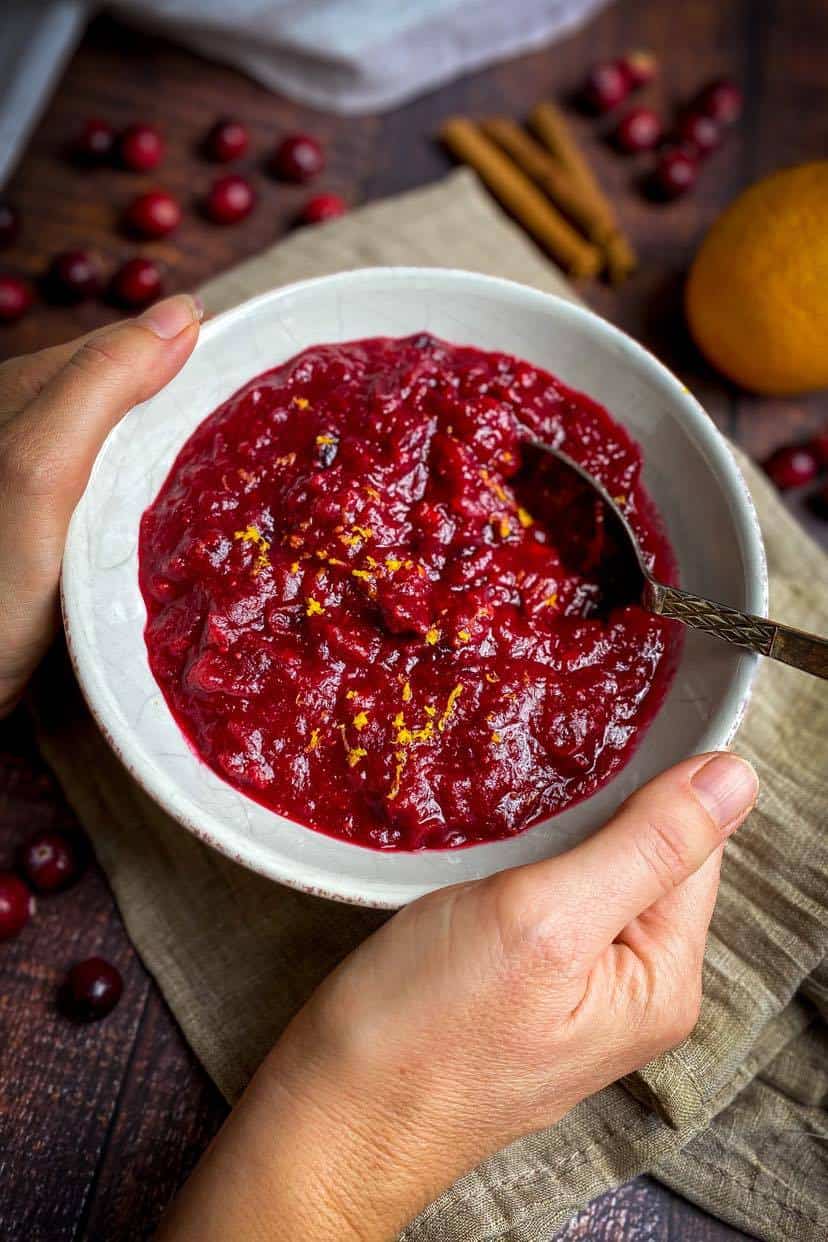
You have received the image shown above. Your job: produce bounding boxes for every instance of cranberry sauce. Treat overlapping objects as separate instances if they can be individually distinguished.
[139,335,680,850]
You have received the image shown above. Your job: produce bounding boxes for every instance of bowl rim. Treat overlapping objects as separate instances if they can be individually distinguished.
[61,266,768,908]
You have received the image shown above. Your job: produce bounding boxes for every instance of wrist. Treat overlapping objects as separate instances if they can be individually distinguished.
[159,1008,472,1242]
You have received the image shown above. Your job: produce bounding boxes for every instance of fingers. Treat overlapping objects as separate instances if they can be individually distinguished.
[514,752,757,966]
[0,294,201,525]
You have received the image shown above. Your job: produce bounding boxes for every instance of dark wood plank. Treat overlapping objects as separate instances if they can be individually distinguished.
[79,989,226,1242]
[0,0,824,1238]
[582,0,757,425]
[0,14,381,364]
[0,708,153,1241]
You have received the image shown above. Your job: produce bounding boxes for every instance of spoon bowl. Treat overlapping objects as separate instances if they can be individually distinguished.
[532,441,828,680]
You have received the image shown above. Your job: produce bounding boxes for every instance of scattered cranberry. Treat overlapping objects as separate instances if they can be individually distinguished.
[19,830,82,893]
[0,274,33,322]
[615,107,662,153]
[696,78,743,126]
[677,111,721,157]
[119,123,164,172]
[204,117,249,163]
[204,174,255,224]
[0,201,20,248]
[0,872,34,941]
[651,148,698,199]
[763,445,820,490]
[46,249,102,303]
[620,49,658,88]
[300,193,346,225]
[581,61,630,113]
[61,957,123,1021]
[809,431,828,467]
[110,257,163,308]
[123,189,181,239]
[73,117,115,165]
[272,133,325,183]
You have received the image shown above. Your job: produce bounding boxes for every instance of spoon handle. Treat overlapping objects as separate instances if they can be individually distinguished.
[646,583,828,681]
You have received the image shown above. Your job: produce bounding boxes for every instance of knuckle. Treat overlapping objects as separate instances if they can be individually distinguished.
[634,814,693,893]
[486,870,578,976]
[66,335,131,382]
[481,870,526,951]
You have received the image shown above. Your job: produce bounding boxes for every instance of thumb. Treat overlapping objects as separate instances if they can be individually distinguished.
[520,752,757,965]
[3,293,201,524]
[0,294,201,714]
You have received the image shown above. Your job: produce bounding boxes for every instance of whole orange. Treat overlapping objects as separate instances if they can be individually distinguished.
[685,161,828,395]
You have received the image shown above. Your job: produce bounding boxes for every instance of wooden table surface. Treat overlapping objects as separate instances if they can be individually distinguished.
[0,1,825,1238]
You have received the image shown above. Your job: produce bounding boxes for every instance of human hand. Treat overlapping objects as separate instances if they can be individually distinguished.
[0,295,201,716]
[160,750,757,1242]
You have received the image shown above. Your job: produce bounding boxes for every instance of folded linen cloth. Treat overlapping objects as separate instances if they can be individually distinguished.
[31,170,828,1241]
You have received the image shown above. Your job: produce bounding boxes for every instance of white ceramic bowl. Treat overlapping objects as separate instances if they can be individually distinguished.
[62,268,767,908]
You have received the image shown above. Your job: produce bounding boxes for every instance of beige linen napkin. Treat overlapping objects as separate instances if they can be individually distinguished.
[32,170,828,1241]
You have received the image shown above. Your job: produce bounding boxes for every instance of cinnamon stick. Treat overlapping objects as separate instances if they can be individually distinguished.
[530,101,599,190]
[482,117,613,247]
[530,101,637,285]
[440,117,602,279]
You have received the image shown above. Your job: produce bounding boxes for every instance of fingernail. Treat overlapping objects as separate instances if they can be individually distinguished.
[691,754,758,834]
[138,293,203,339]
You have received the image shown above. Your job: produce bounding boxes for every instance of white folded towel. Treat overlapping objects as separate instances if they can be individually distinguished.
[112,0,611,114]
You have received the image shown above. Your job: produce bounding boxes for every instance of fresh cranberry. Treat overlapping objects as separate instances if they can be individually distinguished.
[620,49,658,88]
[300,193,346,224]
[615,107,662,153]
[651,148,698,199]
[809,431,828,467]
[110,257,163,308]
[763,445,820,490]
[119,123,164,172]
[204,117,249,163]
[272,133,325,183]
[19,830,82,893]
[204,174,255,224]
[123,189,181,238]
[46,249,102,303]
[0,274,33,321]
[0,872,34,940]
[677,111,721,157]
[696,78,743,125]
[0,201,20,248]
[61,957,123,1021]
[73,117,115,164]
[581,61,630,113]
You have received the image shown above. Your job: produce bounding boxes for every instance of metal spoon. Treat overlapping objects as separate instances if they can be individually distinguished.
[527,442,828,681]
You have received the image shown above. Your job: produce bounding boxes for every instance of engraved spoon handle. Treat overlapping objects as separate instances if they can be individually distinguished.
[646,583,828,680]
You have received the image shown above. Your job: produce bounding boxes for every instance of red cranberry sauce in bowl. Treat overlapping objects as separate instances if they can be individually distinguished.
[139,334,680,850]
